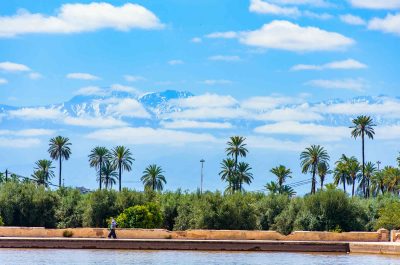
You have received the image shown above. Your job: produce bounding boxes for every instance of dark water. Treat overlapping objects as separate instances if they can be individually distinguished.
[1,249,400,265]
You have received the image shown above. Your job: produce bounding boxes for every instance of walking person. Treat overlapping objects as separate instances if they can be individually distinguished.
[108,218,117,239]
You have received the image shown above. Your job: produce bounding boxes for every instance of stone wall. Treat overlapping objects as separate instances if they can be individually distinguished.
[0,227,391,242]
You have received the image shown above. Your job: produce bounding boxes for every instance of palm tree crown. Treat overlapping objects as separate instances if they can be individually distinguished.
[111,146,134,192]
[300,145,330,194]
[48,136,71,187]
[101,160,118,190]
[226,136,248,170]
[32,159,55,187]
[141,164,166,191]
[270,165,292,189]
[88,146,110,190]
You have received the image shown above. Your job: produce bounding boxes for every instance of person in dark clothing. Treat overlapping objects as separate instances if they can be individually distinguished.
[108,218,117,239]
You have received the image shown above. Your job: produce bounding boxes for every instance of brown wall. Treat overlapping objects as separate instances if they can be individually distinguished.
[0,227,390,242]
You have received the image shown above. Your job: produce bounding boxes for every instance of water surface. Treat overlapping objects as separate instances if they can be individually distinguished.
[1,249,400,265]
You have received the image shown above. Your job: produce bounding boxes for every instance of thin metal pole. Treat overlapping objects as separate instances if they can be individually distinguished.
[377,161,381,171]
[200,159,205,194]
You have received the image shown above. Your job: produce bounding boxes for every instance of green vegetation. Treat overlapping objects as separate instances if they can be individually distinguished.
[0,215,4,226]
[62,230,73,237]
[116,203,162,228]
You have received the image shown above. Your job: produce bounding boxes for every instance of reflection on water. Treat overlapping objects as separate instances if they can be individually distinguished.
[0,249,400,265]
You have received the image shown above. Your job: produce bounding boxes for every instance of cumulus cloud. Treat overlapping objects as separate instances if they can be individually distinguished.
[255,106,323,122]
[161,120,233,129]
[105,98,150,118]
[208,55,241,62]
[110,84,140,95]
[67,72,100,80]
[9,107,64,120]
[0,61,30,72]
[0,137,41,148]
[306,78,366,91]
[241,96,302,110]
[86,127,217,145]
[349,0,400,9]
[208,20,354,52]
[0,78,7,85]
[168,60,184,65]
[0,2,164,37]
[75,86,106,96]
[340,14,366,25]
[246,136,307,152]
[64,116,127,128]
[171,94,238,108]
[124,75,145,82]
[291,59,367,71]
[254,121,348,141]
[206,31,238,39]
[0,129,55,137]
[249,0,301,16]
[368,13,400,36]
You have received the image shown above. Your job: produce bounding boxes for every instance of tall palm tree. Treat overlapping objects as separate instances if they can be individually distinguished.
[88,146,110,190]
[111,146,134,192]
[300,145,330,194]
[219,158,236,190]
[370,171,385,196]
[48,136,72,187]
[236,162,253,191]
[334,155,351,192]
[345,156,361,197]
[32,159,55,187]
[350,115,375,197]
[101,161,118,190]
[225,136,248,171]
[317,162,331,190]
[362,162,376,197]
[270,165,292,191]
[141,164,166,191]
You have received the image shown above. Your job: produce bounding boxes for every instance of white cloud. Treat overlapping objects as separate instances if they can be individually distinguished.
[0,61,30,72]
[67,72,100,80]
[249,0,301,16]
[172,94,238,108]
[208,55,241,62]
[124,75,145,82]
[269,0,331,6]
[0,129,55,137]
[202,79,233,85]
[368,13,400,36]
[0,78,7,85]
[0,137,41,148]
[340,14,366,25]
[75,86,106,96]
[9,107,64,120]
[349,0,400,9]
[246,136,307,151]
[110,84,140,95]
[166,107,247,120]
[376,125,400,140]
[291,59,367,71]
[168,60,184,65]
[105,98,150,118]
[254,121,348,141]
[303,11,333,20]
[306,78,366,91]
[87,127,217,145]
[209,21,354,52]
[241,96,302,110]
[255,106,323,122]
[64,116,127,128]
[206,31,238,39]
[161,120,233,129]
[28,72,43,80]
[191,37,202,43]
[0,3,163,37]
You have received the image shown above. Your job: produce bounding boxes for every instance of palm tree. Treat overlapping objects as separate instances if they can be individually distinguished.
[225,136,248,171]
[141,164,166,191]
[300,145,330,194]
[101,161,118,190]
[236,162,253,191]
[32,159,55,187]
[317,162,331,190]
[334,155,351,192]
[111,146,134,192]
[280,185,296,197]
[350,115,375,197]
[270,165,292,191]
[88,146,110,190]
[48,136,72,187]
[345,156,361,197]
[265,181,279,194]
[382,166,400,194]
[370,171,385,196]
[219,158,236,190]
[362,162,376,197]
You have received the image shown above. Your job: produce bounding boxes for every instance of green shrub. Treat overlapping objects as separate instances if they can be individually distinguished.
[272,198,303,235]
[55,188,84,228]
[62,230,73,237]
[0,215,4,226]
[116,202,163,228]
[257,194,290,230]
[374,201,400,230]
[82,190,118,227]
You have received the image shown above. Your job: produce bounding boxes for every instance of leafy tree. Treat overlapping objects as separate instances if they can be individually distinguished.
[32,159,55,187]
[55,188,84,228]
[141,164,166,191]
[300,145,330,194]
[82,189,118,227]
[375,201,400,230]
[116,203,162,228]
[48,136,72,187]
[88,146,110,190]
[111,146,134,192]
[350,115,375,197]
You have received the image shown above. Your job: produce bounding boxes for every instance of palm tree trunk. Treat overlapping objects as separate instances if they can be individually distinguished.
[99,158,102,190]
[362,132,366,198]
[320,178,324,190]
[59,154,62,187]
[311,165,316,194]
[352,177,355,197]
[343,176,346,192]
[118,162,122,192]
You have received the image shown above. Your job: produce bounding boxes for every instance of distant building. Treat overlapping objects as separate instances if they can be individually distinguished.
[76,186,91,194]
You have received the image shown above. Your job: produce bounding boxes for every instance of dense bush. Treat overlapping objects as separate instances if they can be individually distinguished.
[0,182,399,233]
[0,215,4,226]
[116,203,162,228]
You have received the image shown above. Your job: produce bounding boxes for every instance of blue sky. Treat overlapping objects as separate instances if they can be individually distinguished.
[0,0,400,193]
